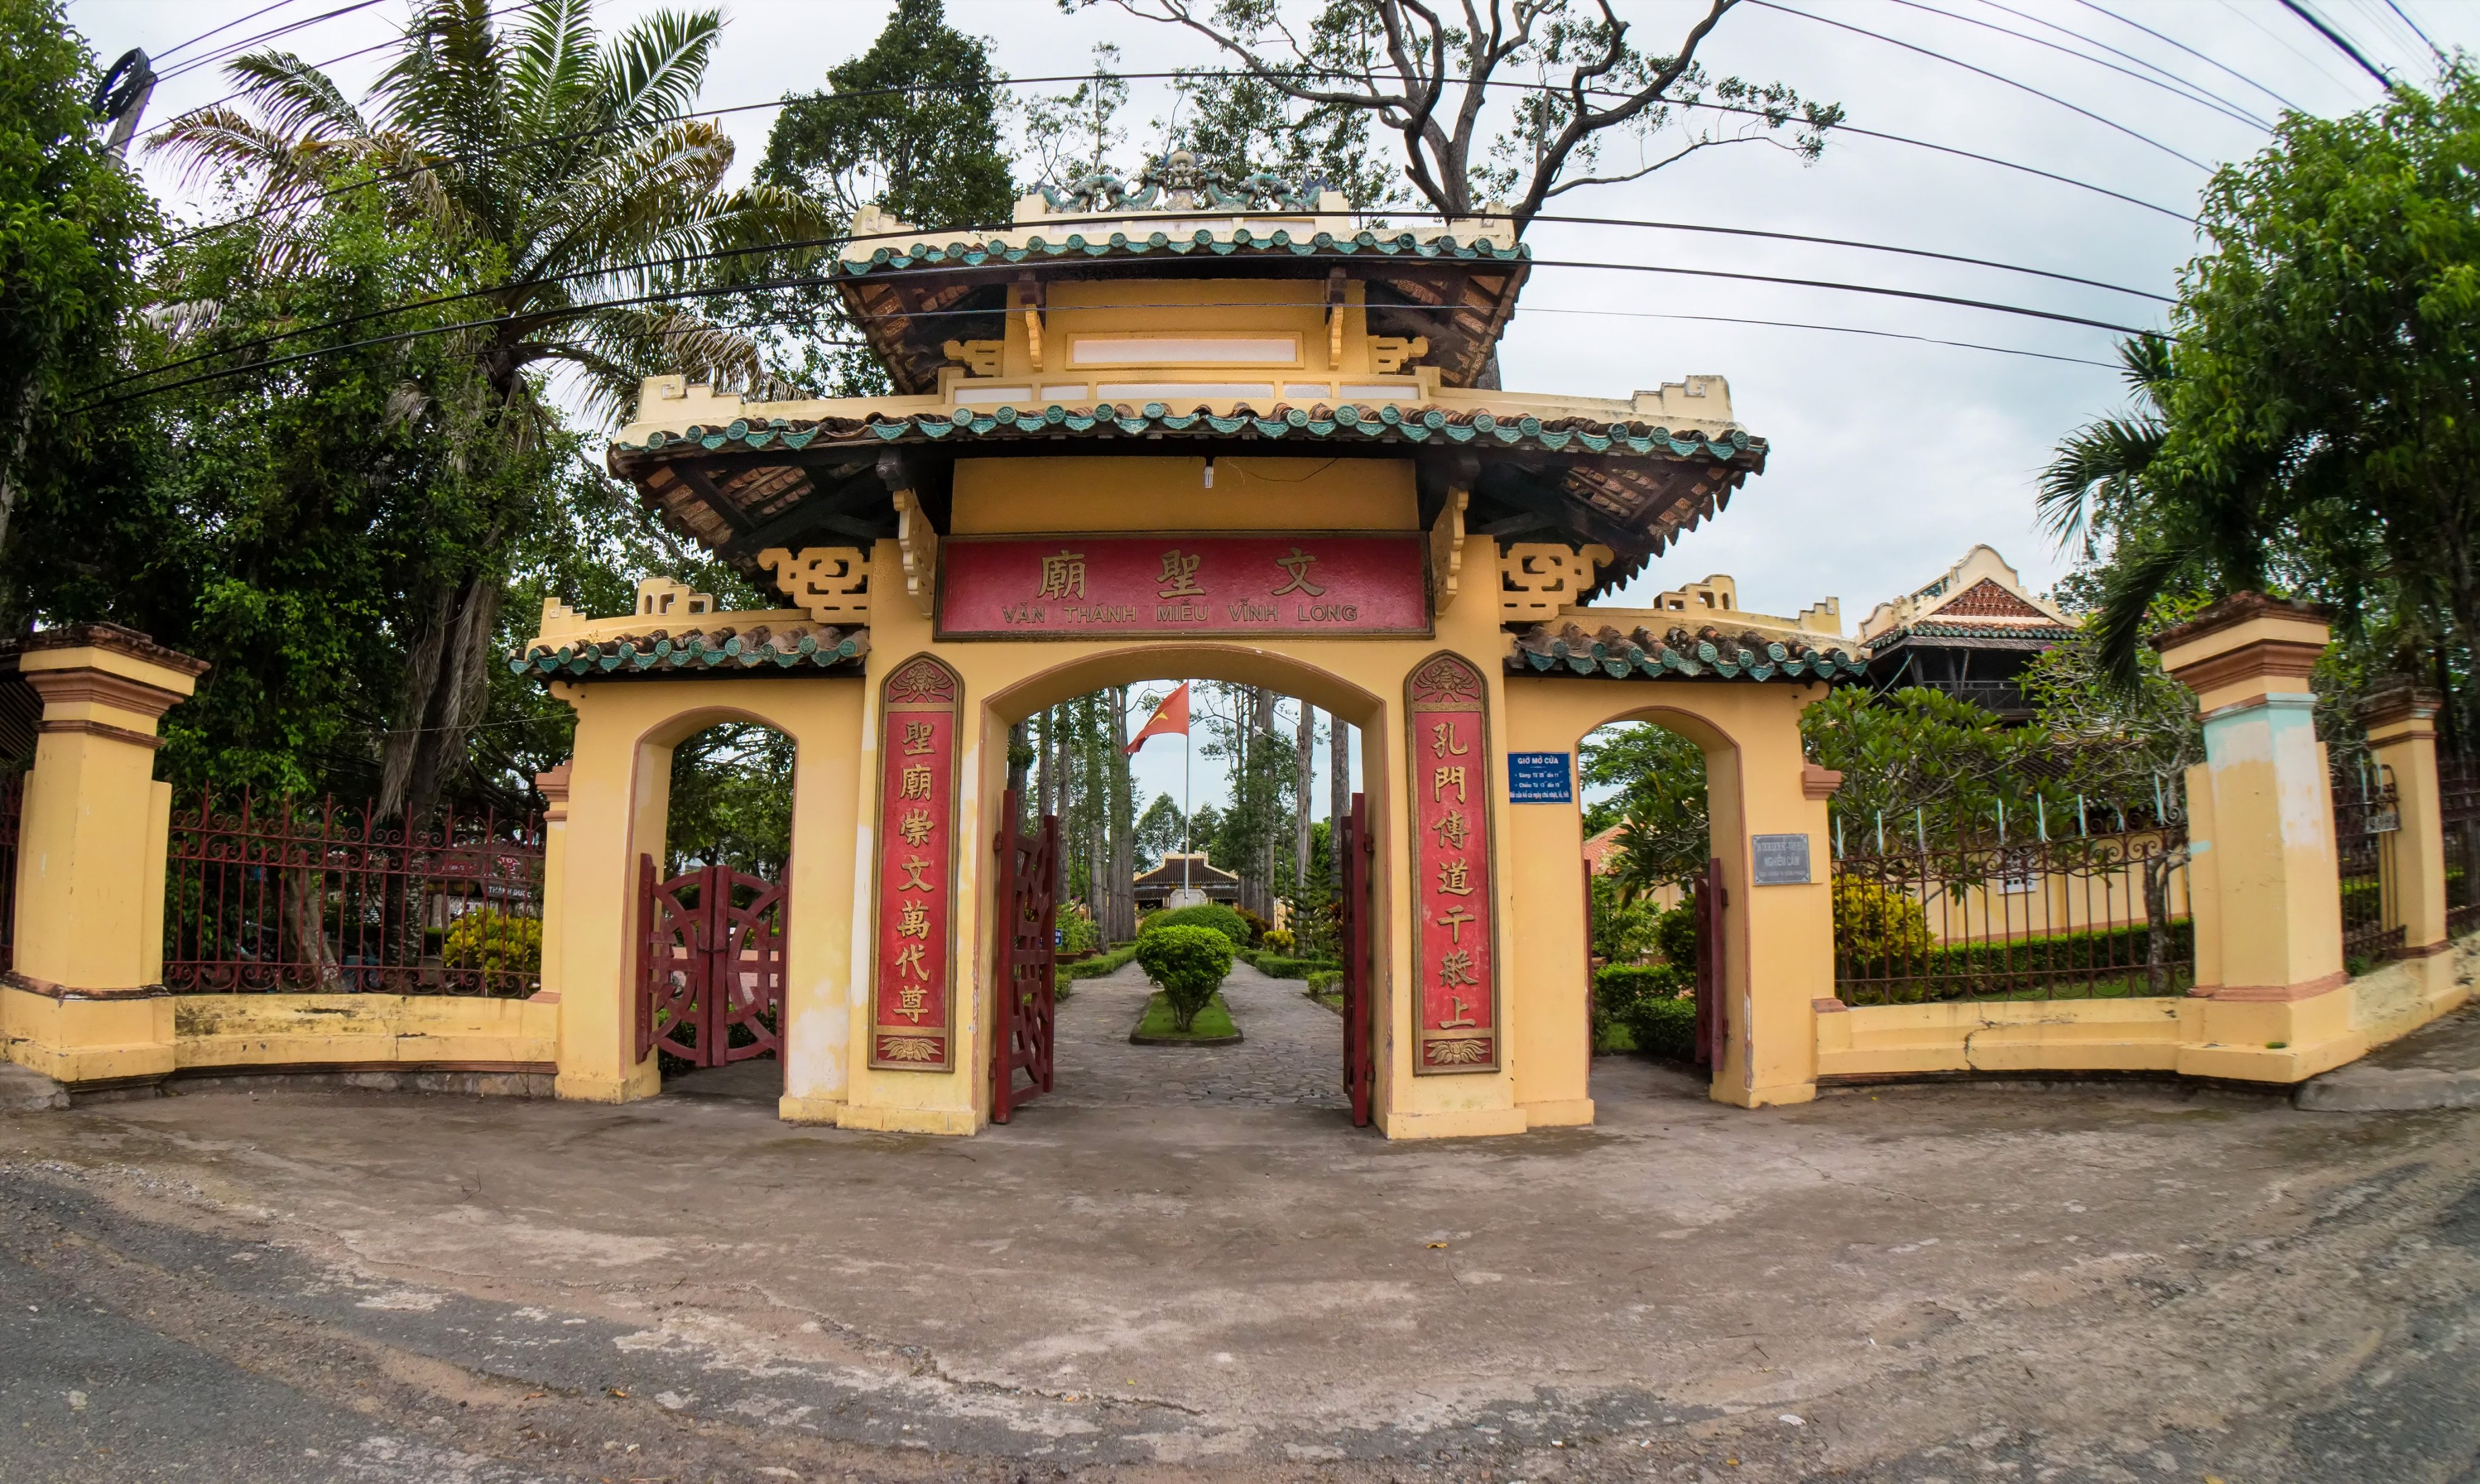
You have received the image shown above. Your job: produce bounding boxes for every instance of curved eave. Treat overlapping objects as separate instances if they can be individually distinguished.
[1509,621,1868,683]
[607,400,1765,581]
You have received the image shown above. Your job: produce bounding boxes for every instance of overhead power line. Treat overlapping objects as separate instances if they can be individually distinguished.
[153,0,386,85]
[105,206,2168,401]
[149,0,300,67]
[2278,0,2396,87]
[1884,0,2270,130]
[77,252,2160,415]
[1751,1,2214,170]
[1970,0,2278,124]
[2073,0,2309,116]
[2382,0,2444,62]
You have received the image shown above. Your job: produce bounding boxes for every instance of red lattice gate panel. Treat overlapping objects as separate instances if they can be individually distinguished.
[1691,857,1727,1070]
[990,790,1057,1123]
[637,856,785,1070]
[1341,791,1375,1127]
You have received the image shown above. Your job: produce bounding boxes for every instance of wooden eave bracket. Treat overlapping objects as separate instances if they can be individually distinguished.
[1429,487,1469,614]
[1017,272,1044,366]
[1326,268,1347,367]
[881,450,937,617]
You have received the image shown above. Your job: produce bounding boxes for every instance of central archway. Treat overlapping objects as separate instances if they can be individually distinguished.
[980,644,1393,1126]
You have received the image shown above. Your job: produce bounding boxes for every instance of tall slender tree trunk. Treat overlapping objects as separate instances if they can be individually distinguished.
[1251,687,1277,918]
[1109,685,1134,942]
[1294,701,1314,912]
[1007,719,1030,822]
[1330,714,1352,894]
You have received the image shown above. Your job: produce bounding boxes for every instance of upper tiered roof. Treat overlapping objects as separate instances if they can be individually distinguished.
[603,160,1768,601]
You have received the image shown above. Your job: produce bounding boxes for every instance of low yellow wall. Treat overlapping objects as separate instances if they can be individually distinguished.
[170,994,558,1072]
[1816,933,2475,1085]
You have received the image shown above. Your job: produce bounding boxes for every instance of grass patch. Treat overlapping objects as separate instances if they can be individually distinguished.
[1133,989,1238,1040]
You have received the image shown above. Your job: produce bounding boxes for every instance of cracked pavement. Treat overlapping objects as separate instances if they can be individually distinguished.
[3,999,2479,1482]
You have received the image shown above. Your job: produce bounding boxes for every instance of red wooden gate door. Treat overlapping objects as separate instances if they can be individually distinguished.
[1340,791,1375,1127]
[1690,856,1727,1069]
[637,856,786,1070]
[990,790,1057,1123]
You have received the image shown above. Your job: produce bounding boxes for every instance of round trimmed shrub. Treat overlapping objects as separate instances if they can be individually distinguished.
[1832,874,1932,969]
[1140,902,1250,947]
[1134,923,1234,1031]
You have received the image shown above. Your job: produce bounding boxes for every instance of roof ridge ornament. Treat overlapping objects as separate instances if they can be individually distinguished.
[1037,150,1328,215]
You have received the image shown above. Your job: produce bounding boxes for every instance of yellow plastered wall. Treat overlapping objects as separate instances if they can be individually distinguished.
[849,518,1532,1139]
[547,676,864,1109]
[1502,677,1833,1110]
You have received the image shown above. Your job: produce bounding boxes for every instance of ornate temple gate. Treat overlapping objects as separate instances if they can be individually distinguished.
[989,789,1057,1122]
[1340,791,1376,1127]
[636,857,786,1070]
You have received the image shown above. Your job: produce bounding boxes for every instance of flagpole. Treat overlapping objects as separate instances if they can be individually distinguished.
[1182,713,1192,897]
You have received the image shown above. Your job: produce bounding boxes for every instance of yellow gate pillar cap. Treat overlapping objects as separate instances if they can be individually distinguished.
[13,622,210,709]
[2358,680,2443,741]
[2152,592,2330,714]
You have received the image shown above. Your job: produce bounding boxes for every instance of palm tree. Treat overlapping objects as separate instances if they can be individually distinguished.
[2037,334,2277,691]
[157,0,829,818]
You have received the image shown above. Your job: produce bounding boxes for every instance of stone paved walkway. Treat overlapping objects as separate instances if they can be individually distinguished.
[1039,955,1347,1110]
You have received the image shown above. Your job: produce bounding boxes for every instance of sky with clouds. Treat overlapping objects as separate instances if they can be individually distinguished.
[70,0,2473,820]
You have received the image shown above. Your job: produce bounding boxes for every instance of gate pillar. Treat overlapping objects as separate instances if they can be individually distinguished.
[2,624,204,1086]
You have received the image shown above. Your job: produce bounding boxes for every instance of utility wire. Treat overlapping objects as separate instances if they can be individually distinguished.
[159,64,2193,247]
[1971,0,2278,125]
[2074,0,2309,115]
[1750,1,2214,170]
[102,206,2169,400]
[153,0,387,85]
[2278,0,2396,87]
[2383,0,2444,61]
[1884,0,2269,130]
[76,254,2158,415]
[137,3,531,144]
[2224,0,2361,96]
[148,0,302,67]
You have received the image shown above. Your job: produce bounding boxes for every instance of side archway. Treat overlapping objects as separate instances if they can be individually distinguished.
[544,678,865,1110]
[1501,675,1835,1112]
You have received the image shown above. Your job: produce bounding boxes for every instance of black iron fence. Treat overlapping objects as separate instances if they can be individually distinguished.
[1830,808,2192,1006]
[0,773,19,973]
[2332,762,2404,965]
[2444,759,2480,938]
[164,789,546,996]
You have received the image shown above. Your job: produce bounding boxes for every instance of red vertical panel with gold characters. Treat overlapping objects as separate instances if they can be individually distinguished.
[870,655,964,1070]
[1404,652,1500,1073]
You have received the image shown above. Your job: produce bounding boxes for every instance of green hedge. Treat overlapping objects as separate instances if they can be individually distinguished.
[1627,995,1698,1061]
[1059,943,1140,983]
[1252,954,1341,981]
[1305,968,1341,994]
[1139,903,1251,946]
[1845,917,2194,981]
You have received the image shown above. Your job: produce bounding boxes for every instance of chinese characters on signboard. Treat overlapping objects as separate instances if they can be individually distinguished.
[937,535,1430,639]
[870,655,962,1070]
[1405,653,1498,1073]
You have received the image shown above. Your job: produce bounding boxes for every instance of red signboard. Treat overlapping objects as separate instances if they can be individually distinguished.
[1405,653,1499,1073]
[937,534,1430,639]
[870,655,963,1070]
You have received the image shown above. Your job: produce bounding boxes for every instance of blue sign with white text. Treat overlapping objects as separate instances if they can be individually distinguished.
[1507,751,1573,803]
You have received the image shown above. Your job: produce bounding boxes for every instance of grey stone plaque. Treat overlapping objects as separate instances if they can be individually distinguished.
[1751,833,1812,886]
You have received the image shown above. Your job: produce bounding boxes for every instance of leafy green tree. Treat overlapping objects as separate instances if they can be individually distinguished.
[15,190,533,800]
[155,0,825,817]
[665,723,796,879]
[1134,792,1185,868]
[0,0,155,592]
[2046,67,2480,708]
[1802,686,2069,849]
[754,0,1017,396]
[1581,722,1707,898]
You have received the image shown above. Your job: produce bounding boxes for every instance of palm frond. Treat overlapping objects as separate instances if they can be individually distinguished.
[2037,416,2162,550]
[213,50,371,143]
[598,8,724,131]
[2091,541,2200,694]
[509,0,601,139]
